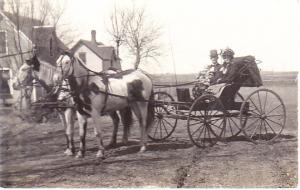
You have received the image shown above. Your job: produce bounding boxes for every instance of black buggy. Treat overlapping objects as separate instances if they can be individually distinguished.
[148,56,286,148]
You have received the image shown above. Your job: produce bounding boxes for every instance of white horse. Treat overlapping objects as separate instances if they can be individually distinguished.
[56,52,154,158]
[13,55,132,158]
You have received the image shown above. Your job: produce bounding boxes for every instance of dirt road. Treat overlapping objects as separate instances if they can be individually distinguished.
[0,84,297,187]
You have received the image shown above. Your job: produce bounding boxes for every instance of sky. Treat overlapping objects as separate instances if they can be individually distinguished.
[62,0,300,74]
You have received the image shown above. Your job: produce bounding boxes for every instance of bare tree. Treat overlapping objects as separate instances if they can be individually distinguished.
[107,4,127,57]
[107,3,163,69]
[6,0,25,65]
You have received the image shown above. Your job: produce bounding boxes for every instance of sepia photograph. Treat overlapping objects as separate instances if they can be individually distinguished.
[0,0,298,188]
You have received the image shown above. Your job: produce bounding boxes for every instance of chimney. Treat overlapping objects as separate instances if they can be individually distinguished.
[91,30,97,44]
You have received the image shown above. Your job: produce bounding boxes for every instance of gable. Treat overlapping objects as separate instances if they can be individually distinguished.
[73,44,104,72]
[71,40,115,61]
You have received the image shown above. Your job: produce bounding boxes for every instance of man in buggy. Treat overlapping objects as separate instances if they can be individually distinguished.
[192,49,222,98]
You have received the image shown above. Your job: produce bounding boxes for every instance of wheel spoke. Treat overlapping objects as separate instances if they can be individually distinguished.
[159,119,163,139]
[265,117,283,127]
[249,97,262,114]
[162,118,174,129]
[227,117,240,136]
[267,114,284,117]
[265,104,283,116]
[257,91,263,113]
[263,91,268,111]
[226,118,234,137]
[207,126,213,144]
[191,123,205,137]
[259,120,263,140]
[250,120,261,138]
[263,120,268,135]
[199,127,207,143]
[210,121,224,130]
[195,124,205,140]
[248,106,262,116]
[189,121,204,127]
[161,120,169,135]
[211,117,224,126]
[228,117,241,129]
[244,117,261,130]
[264,119,277,135]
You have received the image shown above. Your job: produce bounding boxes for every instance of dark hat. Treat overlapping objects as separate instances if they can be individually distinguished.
[210,49,218,58]
[221,47,235,57]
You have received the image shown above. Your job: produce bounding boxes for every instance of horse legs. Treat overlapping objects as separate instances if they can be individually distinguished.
[64,108,75,156]
[120,107,132,145]
[58,109,74,156]
[91,109,105,158]
[131,102,148,153]
[107,111,120,149]
[76,111,88,158]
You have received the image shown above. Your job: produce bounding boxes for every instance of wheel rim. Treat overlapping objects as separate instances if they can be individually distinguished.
[187,95,226,148]
[148,92,178,141]
[240,89,286,143]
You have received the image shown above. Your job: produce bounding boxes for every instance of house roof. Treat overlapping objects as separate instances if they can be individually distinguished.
[3,11,42,41]
[2,11,67,50]
[71,40,117,61]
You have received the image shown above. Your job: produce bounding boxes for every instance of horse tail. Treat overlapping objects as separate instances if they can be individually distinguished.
[146,90,155,131]
[120,106,133,134]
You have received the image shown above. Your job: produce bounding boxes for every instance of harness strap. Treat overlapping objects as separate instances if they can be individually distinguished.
[100,81,109,115]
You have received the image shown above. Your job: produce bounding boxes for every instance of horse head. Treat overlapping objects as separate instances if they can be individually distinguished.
[56,52,74,81]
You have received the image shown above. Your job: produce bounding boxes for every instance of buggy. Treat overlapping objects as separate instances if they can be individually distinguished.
[148,56,286,148]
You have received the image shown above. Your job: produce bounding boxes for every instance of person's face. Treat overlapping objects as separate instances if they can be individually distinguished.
[222,55,232,64]
[210,56,218,64]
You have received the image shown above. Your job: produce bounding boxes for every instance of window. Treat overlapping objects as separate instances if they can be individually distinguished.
[0,31,7,54]
[78,52,86,63]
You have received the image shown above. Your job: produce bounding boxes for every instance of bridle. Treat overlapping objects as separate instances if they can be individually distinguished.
[56,54,75,82]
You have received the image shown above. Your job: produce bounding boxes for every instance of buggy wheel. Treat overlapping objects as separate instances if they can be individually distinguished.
[187,94,226,148]
[148,92,178,141]
[240,88,286,143]
[221,92,244,139]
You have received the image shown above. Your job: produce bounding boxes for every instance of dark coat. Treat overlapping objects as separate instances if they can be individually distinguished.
[209,62,239,84]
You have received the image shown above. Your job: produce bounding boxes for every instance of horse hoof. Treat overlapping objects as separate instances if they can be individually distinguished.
[76,152,84,158]
[64,149,74,156]
[96,150,104,159]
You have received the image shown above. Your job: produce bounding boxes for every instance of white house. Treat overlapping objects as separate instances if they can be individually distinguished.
[70,30,121,72]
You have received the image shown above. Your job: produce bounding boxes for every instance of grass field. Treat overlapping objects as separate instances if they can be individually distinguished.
[150,71,298,86]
